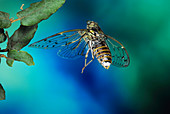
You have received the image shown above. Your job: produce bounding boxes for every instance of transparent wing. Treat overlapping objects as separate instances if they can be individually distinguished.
[57,39,88,59]
[106,35,130,67]
[29,29,88,59]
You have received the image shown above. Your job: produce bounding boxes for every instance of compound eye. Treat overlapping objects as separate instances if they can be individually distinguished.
[87,20,91,25]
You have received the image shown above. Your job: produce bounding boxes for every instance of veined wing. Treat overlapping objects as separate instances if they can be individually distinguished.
[106,35,130,67]
[57,38,88,59]
[29,29,88,59]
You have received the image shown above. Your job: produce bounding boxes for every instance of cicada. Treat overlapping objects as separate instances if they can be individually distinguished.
[29,21,130,73]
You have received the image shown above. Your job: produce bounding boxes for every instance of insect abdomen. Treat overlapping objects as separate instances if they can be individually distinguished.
[93,42,112,69]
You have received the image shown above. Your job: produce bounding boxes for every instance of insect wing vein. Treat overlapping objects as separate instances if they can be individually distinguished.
[57,36,88,59]
[28,29,86,49]
[29,29,88,59]
[106,35,130,67]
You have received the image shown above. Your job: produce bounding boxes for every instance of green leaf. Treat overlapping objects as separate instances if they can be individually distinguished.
[7,50,35,67]
[17,0,66,26]
[7,24,38,51]
[6,58,14,67]
[30,2,41,7]
[0,84,5,100]
[0,11,11,28]
[0,28,7,43]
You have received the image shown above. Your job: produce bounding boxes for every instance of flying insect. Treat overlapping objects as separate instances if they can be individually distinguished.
[29,21,130,73]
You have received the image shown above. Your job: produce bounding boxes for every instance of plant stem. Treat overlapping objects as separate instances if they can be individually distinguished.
[0,48,8,52]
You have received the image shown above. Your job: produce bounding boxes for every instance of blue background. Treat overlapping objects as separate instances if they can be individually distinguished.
[0,0,170,114]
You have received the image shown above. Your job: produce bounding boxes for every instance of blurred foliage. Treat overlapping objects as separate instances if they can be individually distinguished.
[0,84,5,100]
[0,0,65,100]
[0,0,65,67]
[0,11,11,28]
[17,0,65,26]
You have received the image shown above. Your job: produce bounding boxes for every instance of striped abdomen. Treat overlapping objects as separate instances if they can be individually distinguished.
[93,42,112,69]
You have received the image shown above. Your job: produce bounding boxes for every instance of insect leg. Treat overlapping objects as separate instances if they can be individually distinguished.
[81,54,94,73]
[81,48,90,73]
[84,48,90,65]
[81,42,94,73]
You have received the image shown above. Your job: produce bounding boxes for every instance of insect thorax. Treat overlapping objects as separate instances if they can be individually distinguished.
[85,30,106,42]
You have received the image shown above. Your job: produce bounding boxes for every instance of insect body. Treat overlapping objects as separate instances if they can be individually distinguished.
[29,21,130,73]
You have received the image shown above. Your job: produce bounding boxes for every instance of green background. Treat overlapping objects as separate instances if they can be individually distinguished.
[0,0,170,114]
